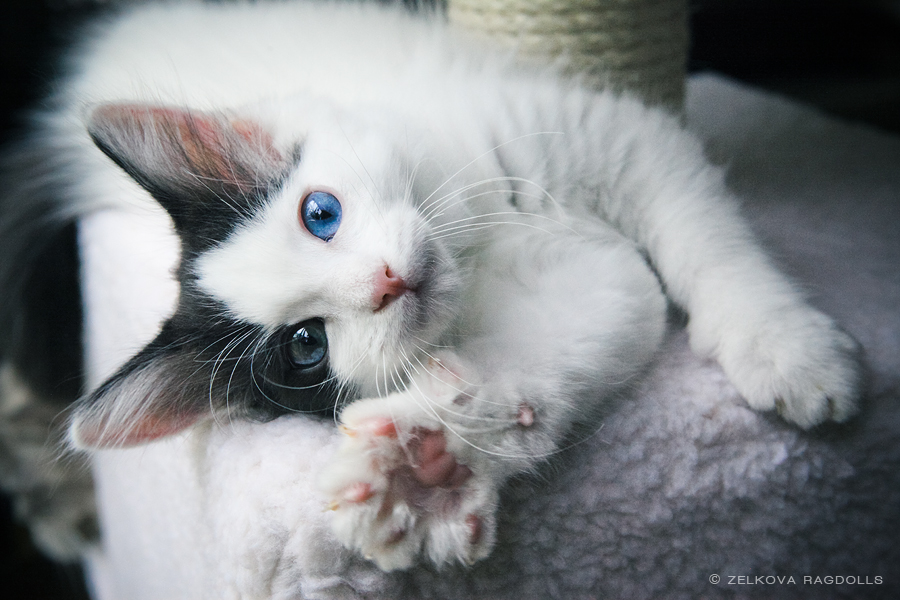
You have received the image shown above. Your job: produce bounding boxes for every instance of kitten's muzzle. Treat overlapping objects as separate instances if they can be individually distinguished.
[373,265,415,312]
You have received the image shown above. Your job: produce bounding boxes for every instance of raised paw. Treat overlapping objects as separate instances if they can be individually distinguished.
[320,394,499,571]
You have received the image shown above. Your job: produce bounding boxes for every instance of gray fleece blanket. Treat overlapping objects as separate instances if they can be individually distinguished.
[81,75,900,600]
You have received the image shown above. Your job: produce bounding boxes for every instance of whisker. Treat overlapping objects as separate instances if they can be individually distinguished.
[427,220,557,243]
[408,344,508,409]
[402,155,435,209]
[207,327,258,431]
[420,177,509,221]
[183,171,252,220]
[222,330,268,431]
[399,354,521,457]
[410,335,453,350]
[331,127,390,232]
[418,131,564,212]
[421,175,562,223]
[401,347,506,426]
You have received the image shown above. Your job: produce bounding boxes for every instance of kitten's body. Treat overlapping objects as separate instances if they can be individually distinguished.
[1,0,861,573]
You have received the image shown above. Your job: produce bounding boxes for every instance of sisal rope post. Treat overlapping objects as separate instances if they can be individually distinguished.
[447,0,689,108]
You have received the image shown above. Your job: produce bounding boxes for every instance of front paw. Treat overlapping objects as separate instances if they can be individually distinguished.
[709,308,863,428]
[319,383,499,571]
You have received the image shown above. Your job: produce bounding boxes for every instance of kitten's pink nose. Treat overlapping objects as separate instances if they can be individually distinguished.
[372,266,411,311]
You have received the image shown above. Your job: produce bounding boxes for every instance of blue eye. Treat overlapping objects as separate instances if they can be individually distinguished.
[301,191,342,241]
[285,319,327,369]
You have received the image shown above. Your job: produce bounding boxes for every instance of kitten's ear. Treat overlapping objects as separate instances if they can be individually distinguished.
[69,326,211,449]
[86,103,289,232]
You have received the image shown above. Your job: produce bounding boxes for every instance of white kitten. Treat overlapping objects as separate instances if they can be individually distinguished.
[3,0,860,572]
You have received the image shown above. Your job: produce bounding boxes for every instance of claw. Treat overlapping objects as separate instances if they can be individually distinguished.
[345,482,376,503]
[774,397,786,416]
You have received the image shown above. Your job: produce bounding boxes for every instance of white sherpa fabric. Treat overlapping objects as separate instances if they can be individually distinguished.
[80,74,900,599]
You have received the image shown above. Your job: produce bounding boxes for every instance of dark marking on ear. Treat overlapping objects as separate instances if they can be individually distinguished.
[70,358,206,448]
[70,320,216,448]
[87,103,292,250]
[70,300,341,449]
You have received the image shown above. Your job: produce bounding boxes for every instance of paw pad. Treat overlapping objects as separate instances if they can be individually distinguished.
[517,403,535,427]
[322,403,497,571]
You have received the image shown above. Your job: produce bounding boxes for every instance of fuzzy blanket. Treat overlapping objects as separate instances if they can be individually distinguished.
[80,74,900,600]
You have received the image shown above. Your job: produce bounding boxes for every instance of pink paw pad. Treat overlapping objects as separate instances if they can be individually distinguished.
[408,428,472,488]
[517,403,535,427]
[324,395,497,570]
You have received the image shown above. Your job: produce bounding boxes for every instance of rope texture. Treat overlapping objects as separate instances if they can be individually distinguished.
[447,0,688,107]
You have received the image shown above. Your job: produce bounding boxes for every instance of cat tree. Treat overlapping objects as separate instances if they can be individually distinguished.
[447,0,689,107]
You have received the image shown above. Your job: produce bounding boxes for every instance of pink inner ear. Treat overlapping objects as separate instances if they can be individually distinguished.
[231,118,282,160]
[92,103,284,194]
[71,407,204,449]
[159,109,248,184]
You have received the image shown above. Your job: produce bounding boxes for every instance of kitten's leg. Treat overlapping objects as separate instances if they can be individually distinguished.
[600,111,863,427]
[321,228,667,570]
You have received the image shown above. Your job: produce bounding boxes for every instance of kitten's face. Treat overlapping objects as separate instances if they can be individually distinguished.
[196,114,461,397]
[71,101,464,447]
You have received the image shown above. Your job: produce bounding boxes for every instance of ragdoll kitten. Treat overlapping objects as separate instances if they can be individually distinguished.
[1,0,861,572]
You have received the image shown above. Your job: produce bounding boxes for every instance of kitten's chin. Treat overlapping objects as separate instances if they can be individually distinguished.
[342,278,459,399]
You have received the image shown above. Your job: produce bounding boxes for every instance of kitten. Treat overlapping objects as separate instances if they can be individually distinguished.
[1,0,861,571]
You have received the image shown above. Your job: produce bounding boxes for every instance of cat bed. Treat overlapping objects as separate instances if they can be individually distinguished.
[79,73,900,599]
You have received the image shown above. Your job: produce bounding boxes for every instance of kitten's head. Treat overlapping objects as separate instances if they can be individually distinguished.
[71,101,463,448]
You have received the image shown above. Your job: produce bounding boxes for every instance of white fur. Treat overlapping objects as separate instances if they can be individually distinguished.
[320,225,666,570]
[57,0,863,576]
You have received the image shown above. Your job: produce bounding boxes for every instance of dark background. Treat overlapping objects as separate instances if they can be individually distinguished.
[1,0,898,598]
